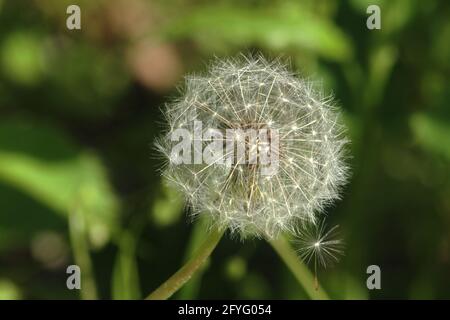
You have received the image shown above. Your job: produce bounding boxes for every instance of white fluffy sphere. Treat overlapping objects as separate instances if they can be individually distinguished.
[156,55,349,239]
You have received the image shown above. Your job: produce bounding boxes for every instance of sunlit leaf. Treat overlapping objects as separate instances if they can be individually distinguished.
[0,279,22,300]
[0,32,45,86]
[0,120,119,248]
[166,4,353,61]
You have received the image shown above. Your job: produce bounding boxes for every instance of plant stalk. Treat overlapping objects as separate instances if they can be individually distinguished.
[268,235,329,300]
[69,205,98,300]
[146,227,224,300]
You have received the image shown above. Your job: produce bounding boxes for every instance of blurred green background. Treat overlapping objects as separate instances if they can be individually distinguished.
[0,0,449,299]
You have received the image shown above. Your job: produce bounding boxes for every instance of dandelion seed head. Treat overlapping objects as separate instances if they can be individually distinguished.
[156,54,349,239]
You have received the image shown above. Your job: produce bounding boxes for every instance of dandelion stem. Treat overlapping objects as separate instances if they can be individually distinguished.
[146,227,225,300]
[268,235,329,300]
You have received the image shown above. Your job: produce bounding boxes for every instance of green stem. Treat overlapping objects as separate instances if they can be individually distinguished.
[146,227,225,300]
[268,235,329,300]
[69,205,98,300]
[178,217,210,299]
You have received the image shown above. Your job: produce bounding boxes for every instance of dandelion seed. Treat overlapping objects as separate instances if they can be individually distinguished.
[295,222,344,289]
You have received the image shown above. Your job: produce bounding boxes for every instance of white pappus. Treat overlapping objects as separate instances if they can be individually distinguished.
[156,54,349,239]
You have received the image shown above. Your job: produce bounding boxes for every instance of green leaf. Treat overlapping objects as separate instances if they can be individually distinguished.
[0,31,46,86]
[410,113,450,160]
[364,44,398,109]
[151,181,184,227]
[166,4,353,61]
[0,183,65,252]
[0,279,22,300]
[0,119,119,248]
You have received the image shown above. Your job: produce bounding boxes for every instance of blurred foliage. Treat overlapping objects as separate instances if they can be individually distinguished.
[0,0,449,299]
